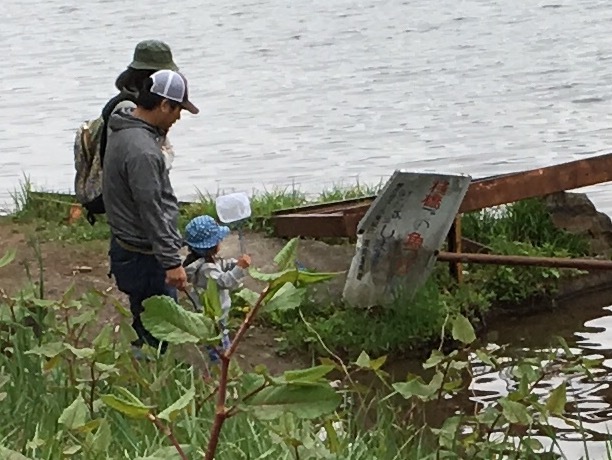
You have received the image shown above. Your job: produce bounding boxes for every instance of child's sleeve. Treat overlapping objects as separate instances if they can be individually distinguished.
[185,261,209,289]
[202,262,247,291]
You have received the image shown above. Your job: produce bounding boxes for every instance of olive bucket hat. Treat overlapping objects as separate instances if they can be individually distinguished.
[129,39,178,71]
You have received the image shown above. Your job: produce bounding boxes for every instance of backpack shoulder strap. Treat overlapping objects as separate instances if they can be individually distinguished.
[99,92,138,166]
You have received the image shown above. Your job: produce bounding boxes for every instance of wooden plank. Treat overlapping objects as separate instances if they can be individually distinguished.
[271,153,612,238]
[272,212,353,238]
[273,197,374,216]
[458,152,612,213]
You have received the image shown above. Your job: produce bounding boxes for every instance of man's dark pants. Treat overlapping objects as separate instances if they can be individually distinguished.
[108,236,177,354]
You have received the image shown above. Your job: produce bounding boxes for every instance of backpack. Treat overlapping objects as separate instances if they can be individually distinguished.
[73,94,136,225]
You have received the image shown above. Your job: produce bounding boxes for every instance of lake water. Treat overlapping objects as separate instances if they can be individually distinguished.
[3,0,612,212]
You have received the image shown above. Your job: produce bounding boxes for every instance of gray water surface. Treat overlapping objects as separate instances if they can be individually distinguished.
[3,0,612,213]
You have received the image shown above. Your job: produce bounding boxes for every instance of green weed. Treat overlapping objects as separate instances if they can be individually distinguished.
[8,178,381,242]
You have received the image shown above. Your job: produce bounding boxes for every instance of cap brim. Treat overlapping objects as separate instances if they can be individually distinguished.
[181,99,199,115]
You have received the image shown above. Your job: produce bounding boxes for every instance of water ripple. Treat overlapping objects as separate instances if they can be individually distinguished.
[2,0,612,215]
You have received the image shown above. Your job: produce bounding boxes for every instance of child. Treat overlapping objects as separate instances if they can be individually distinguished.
[182,215,251,361]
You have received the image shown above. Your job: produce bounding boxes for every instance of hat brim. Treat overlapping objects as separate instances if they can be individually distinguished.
[181,99,199,115]
[187,225,231,250]
[218,225,230,239]
[129,59,179,72]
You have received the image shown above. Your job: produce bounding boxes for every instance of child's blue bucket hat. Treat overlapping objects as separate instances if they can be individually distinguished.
[184,215,230,250]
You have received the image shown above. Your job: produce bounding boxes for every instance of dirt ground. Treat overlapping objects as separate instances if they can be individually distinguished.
[0,219,355,374]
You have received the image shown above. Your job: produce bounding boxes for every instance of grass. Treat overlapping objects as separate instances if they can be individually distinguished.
[462,198,590,256]
[7,176,384,243]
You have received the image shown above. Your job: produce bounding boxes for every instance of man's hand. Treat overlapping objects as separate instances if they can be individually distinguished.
[166,266,187,290]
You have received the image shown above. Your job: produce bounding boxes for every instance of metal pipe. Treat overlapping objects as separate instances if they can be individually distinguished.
[435,251,612,270]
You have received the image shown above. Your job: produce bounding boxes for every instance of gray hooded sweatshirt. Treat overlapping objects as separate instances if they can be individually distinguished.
[102,108,183,269]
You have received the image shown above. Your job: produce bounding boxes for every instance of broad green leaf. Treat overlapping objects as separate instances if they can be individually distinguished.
[43,354,62,372]
[0,446,32,459]
[236,288,260,307]
[243,383,341,420]
[512,363,539,383]
[581,357,605,369]
[62,282,77,303]
[296,270,342,286]
[274,237,299,270]
[423,350,446,369]
[62,445,81,456]
[58,395,89,430]
[74,419,101,434]
[112,298,132,318]
[523,438,544,451]
[25,342,66,358]
[393,372,444,401]
[437,416,462,449]
[0,248,16,269]
[157,387,196,422]
[319,357,342,372]
[202,281,222,320]
[92,325,113,349]
[141,295,215,344]
[118,317,139,344]
[28,299,57,308]
[370,355,387,370]
[69,310,96,328]
[283,365,335,384]
[101,391,154,419]
[499,398,532,425]
[475,349,496,368]
[95,362,118,374]
[91,418,112,453]
[248,268,295,283]
[555,336,575,359]
[65,344,95,360]
[241,373,267,395]
[249,268,340,288]
[452,314,476,345]
[262,283,305,313]
[545,382,567,415]
[355,351,371,368]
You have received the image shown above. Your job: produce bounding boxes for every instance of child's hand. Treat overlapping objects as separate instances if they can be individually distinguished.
[237,254,251,269]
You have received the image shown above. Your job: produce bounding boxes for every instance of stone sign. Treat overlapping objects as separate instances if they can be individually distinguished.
[342,170,472,308]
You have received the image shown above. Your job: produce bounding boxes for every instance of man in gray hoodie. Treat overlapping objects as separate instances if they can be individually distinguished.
[103,69,199,355]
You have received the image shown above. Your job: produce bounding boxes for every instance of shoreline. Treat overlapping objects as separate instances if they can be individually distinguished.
[4,182,612,361]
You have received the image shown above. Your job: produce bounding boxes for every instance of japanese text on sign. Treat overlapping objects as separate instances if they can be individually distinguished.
[422,179,450,212]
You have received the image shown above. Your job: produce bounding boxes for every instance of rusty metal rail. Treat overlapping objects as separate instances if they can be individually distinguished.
[271,153,612,239]
[436,251,612,270]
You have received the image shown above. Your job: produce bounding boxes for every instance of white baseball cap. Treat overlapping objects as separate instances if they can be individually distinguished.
[149,69,199,114]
